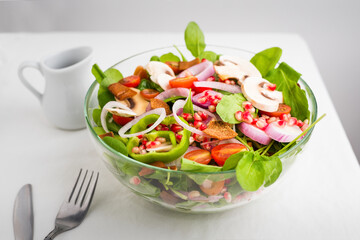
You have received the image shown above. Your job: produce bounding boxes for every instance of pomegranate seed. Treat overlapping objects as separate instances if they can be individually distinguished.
[304,119,309,125]
[145,141,152,148]
[211,99,220,105]
[235,111,243,121]
[277,120,286,128]
[176,134,183,142]
[230,80,236,85]
[194,120,203,129]
[208,105,216,112]
[198,97,207,104]
[141,140,147,145]
[256,119,268,130]
[267,117,278,123]
[225,79,231,84]
[139,145,145,150]
[132,147,140,154]
[198,111,208,120]
[162,127,169,131]
[262,115,270,119]
[280,113,291,122]
[154,141,161,147]
[129,176,141,185]
[140,149,147,154]
[181,113,192,121]
[199,123,207,131]
[242,101,253,110]
[155,125,162,131]
[204,91,210,96]
[297,119,304,127]
[252,118,258,125]
[224,192,232,203]
[203,143,211,151]
[288,117,297,126]
[193,133,204,142]
[301,123,309,131]
[137,135,143,139]
[171,124,183,133]
[215,94,222,100]
[242,111,253,124]
[267,83,277,91]
[248,107,255,113]
[207,76,215,81]
[194,113,202,121]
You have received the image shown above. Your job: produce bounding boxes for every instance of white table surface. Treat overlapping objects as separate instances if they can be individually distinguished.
[1,32,359,240]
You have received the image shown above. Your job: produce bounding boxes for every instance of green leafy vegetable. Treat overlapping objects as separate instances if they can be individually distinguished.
[250,47,282,77]
[173,45,187,62]
[222,151,249,171]
[183,90,194,115]
[199,51,219,62]
[137,79,164,92]
[102,136,128,156]
[91,64,106,84]
[184,21,206,57]
[150,55,160,61]
[260,155,282,187]
[100,68,123,88]
[181,158,222,173]
[216,93,247,124]
[236,153,265,191]
[163,96,186,103]
[159,52,180,62]
[276,62,301,82]
[266,65,310,120]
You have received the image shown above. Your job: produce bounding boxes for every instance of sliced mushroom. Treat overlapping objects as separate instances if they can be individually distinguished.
[105,108,137,117]
[214,55,261,83]
[116,88,149,116]
[157,73,175,91]
[241,77,283,112]
[145,61,175,84]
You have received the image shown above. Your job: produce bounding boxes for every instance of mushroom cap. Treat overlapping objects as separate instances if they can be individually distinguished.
[241,77,283,112]
[116,88,149,116]
[145,61,175,84]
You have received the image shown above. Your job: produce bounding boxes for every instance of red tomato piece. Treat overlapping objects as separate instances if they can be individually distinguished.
[140,89,160,100]
[211,143,247,166]
[120,75,141,88]
[259,103,291,118]
[113,114,133,126]
[184,149,212,165]
[169,76,197,89]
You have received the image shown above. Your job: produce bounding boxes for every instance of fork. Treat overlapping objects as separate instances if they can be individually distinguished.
[44,169,99,240]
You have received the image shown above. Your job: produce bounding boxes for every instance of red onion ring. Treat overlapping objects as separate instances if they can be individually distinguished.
[193,81,242,93]
[101,101,134,133]
[238,122,271,145]
[172,100,210,137]
[178,61,215,81]
[145,87,190,112]
[265,122,302,142]
[118,108,166,138]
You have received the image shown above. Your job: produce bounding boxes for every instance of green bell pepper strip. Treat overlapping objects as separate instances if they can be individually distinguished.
[126,115,191,164]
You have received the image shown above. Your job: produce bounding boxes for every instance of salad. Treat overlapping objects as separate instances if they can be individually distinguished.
[89,22,324,210]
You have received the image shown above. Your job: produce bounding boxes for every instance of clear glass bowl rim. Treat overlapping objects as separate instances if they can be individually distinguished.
[84,45,318,175]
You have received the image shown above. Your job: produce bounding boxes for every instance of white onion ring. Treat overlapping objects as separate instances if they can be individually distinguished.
[172,100,210,137]
[177,61,215,81]
[193,81,242,93]
[118,108,166,138]
[101,101,134,133]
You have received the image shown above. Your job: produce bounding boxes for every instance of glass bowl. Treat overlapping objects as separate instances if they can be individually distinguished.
[84,46,318,213]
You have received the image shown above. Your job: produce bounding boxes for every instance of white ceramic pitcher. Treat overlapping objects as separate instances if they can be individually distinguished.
[18,46,93,130]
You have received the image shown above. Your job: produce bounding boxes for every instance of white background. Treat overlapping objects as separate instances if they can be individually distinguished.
[0,0,359,161]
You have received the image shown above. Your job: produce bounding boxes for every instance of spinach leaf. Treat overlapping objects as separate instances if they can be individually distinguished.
[181,158,222,173]
[93,126,105,135]
[216,93,247,124]
[98,86,115,108]
[222,151,249,171]
[199,51,219,62]
[276,62,301,82]
[102,136,128,156]
[236,152,265,191]
[164,96,186,103]
[137,79,164,92]
[100,68,123,88]
[92,108,101,126]
[183,90,194,115]
[150,55,160,61]
[250,47,282,77]
[91,64,106,84]
[184,21,206,57]
[173,45,187,62]
[159,52,180,63]
[266,66,310,120]
[259,154,282,187]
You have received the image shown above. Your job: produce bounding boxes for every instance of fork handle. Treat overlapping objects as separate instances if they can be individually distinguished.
[44,226,63,240]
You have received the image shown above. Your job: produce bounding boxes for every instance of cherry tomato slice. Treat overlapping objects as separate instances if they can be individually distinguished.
[169,76,197,88]
[184,149,212,165]
[259,103,291,118]
[120,75,141,88]
[140,89,160,100]
[211,143,247,166]
[113,114,133,126]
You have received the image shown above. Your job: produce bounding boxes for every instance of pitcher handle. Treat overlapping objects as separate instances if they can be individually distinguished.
[18,61,44,101]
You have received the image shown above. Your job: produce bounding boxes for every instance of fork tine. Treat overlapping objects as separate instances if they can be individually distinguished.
[73,170,88,204]
[66,169,83,202]
[77,171,94,206]
[81,172,99,209]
